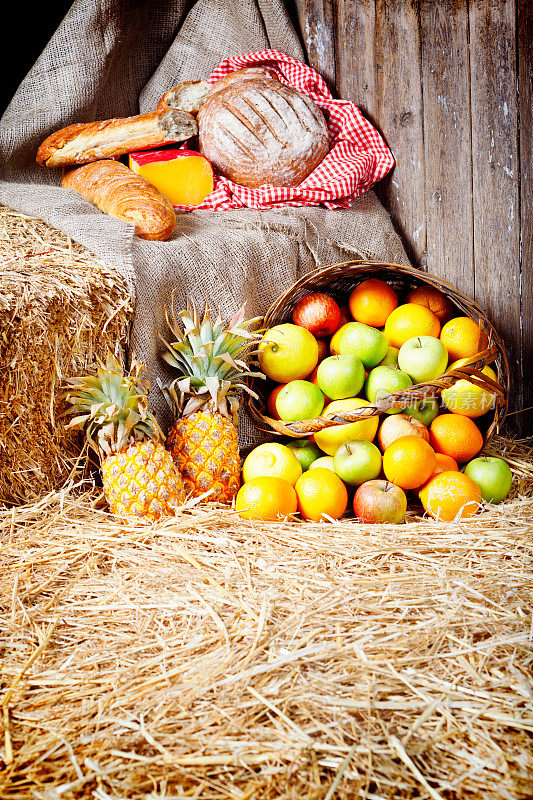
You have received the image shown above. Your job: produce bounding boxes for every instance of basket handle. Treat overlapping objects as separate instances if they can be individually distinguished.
[258,345,504,437]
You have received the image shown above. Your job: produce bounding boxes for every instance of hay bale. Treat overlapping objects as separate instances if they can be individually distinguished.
[1,434,532,799]
[0,205,132,504]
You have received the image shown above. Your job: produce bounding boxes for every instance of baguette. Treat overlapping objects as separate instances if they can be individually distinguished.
[157,80,211,115]
[37,108,197,168]
[62,159,176,241]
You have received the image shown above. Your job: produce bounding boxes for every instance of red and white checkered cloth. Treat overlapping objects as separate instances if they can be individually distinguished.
[175,50,394,211]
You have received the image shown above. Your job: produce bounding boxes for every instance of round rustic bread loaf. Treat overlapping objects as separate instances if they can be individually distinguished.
[197,69,330,188]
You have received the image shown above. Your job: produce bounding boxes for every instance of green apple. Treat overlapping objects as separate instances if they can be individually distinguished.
[285,438,322,471]
[276,380,324,422]
[464,456,513,503]
[364,365,413,414]
[338,322,388,368]
[405,397,440,426]
[333,440,382,487]
[316,354,365,400]
[398,336,448,383]
[308,455,336,471]
[379,346,400,368]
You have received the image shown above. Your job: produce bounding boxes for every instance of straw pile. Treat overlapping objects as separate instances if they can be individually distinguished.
[1,434,532,799]
[0,205,132,504]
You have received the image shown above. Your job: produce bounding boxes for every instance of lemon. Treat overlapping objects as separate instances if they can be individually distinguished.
[314,398,380,456]
[308,456,335,471]
[258,324,318,382]
[442,360,497,418]
[242,442,303,485]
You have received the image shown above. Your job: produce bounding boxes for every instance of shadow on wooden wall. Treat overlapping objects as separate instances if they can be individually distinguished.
[290,0,531,435]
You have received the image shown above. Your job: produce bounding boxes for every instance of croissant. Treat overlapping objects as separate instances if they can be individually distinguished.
[62,159,176,241]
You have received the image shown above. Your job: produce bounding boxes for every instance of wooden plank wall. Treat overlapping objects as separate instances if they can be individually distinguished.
[292,0,532,433]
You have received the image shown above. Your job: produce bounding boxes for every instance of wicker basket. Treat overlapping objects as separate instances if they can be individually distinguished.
[247,261,509,443]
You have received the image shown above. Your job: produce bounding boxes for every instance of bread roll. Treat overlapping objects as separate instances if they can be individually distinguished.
[37,109,197,168]
[62,160,176,241]
[197,69,329,188]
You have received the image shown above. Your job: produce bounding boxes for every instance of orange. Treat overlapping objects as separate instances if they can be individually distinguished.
[418,453,459,496]
[406,285,455,324]
[235,476,297,520]
[419,471,482,521]
[439,316,488,362]
[430,414,483,463]
[432,452,459,475]
[295,468,348,521]
[349,279,398,327]
[382,435,436,490]
[384,303,441,348]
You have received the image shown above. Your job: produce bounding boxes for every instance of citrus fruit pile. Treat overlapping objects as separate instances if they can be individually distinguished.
[236,279,512,523]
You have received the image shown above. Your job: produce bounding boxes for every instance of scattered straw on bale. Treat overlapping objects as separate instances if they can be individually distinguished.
[1,434,532,799]
[0,205,132,504]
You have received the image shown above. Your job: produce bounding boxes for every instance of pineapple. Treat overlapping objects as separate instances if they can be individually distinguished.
[160,299,262,503]
[65,353,185,520]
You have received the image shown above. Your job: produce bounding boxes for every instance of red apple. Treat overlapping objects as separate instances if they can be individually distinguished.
[292,293,341,337]
[353,479,407,524]
[316,337,330,361]
[337,304,353,327]
[377,413,430,452]
[267,384,286,419]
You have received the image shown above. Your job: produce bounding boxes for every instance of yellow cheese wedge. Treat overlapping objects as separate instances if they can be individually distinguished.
[129,149,214,206]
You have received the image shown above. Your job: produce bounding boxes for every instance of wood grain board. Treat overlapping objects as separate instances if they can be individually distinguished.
[292,0,532,432]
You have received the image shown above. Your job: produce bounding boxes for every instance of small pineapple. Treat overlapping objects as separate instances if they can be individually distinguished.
[65,353,185,520]
[160,299,262,503]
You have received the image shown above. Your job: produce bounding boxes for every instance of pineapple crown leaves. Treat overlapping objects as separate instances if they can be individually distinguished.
[63,352,165,457]
[159,297,265,420]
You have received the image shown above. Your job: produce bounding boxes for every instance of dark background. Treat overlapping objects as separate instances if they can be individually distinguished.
[1,2,73,116]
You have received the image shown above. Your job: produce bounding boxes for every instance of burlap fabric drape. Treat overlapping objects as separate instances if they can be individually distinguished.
[0,0,408,445]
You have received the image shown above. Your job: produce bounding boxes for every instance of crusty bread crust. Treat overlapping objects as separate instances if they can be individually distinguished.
[62,160,176,241]
[157,81,211,114]
[197,70,329,188]
[37,109,197,168]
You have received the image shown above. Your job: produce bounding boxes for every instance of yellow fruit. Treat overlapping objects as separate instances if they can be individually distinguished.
[295,468,348,521]
[235,477,298,520]
[65,354,185,522]
[167,410,240,502]
[384,303,441,348]
[382,435,436,490]
[439,316,488,362]
[419,471,482,521]
[330,323,352,355]
[242,442,303,485]
[161,301,260,504]
[102,440,185,521]
[308,456,335,471]
[442,360,497,418]
[314,398,379,456]
[258,324,318,382]
[349,279,398,326]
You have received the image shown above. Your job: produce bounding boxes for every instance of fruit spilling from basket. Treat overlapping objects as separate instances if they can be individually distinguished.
[239,278,512,523]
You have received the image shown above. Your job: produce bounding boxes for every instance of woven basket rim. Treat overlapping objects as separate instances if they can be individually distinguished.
[247,260,510,443]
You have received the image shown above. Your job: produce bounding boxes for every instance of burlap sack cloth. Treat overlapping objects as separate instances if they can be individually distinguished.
[0,0,408,446]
